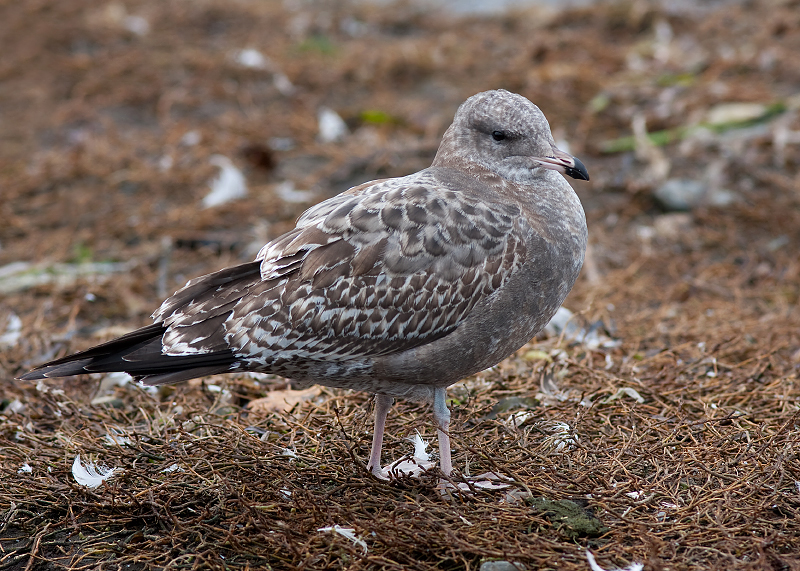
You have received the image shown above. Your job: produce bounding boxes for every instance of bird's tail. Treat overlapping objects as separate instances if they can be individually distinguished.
[17,322,237,385]
[16,262,265,385]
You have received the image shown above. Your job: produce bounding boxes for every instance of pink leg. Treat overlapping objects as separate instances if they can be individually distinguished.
[433,387,452,477]
[367,394,393,476]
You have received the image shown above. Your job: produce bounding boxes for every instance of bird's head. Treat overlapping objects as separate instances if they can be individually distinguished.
[433,89,589,184]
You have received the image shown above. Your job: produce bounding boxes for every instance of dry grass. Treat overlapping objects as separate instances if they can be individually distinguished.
[1,0,799,569]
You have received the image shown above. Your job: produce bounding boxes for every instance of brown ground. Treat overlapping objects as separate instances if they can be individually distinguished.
[1,0,799,569]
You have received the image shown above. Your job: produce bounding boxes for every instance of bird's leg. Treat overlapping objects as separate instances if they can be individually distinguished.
[433,387,452,477]
[367,394,394,476]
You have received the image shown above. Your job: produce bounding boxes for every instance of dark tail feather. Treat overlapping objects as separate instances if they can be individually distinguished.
[17,322,236,384]
[17,262,263,384]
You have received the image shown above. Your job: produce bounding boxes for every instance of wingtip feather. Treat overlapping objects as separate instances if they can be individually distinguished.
[17,359,94,381]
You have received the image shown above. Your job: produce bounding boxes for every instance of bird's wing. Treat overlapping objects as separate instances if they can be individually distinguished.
[156,171,529,365]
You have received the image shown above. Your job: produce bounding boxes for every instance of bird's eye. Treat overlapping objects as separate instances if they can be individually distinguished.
[491,131,506,142]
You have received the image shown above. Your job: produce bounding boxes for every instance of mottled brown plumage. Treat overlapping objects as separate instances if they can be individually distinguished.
[20,90,589,478]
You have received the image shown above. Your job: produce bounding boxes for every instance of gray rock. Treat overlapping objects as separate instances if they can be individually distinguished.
[654,178,706,211]
[655,178,736,211]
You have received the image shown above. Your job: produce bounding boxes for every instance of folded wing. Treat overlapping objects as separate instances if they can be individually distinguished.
[161,173,529,369]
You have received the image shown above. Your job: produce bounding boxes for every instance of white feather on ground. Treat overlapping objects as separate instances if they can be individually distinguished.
[202,155,248,208]
[317,525,368,554]
[586,550,644,571]
[0,313,22,348]
[72,455,119,488]
[384,432,434,477]
[317,107,348,143]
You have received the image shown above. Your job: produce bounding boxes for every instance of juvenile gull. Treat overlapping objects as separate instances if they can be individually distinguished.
[19,90,589,478]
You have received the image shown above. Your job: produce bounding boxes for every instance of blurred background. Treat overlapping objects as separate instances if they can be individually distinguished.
[1,0,799,568]
[1,0,798,353]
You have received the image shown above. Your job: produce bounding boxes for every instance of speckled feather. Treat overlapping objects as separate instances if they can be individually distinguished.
[150,91,587,389]
[155,170,528,375]
[20,90,588,476]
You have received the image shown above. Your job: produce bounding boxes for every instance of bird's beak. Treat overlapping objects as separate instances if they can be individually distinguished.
[535,147,590,181]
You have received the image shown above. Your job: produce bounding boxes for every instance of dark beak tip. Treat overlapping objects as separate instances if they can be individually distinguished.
[566,157,590,181]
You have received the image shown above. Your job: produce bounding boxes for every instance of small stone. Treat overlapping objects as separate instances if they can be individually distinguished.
[654,178,706,211]
[655,178,736,211]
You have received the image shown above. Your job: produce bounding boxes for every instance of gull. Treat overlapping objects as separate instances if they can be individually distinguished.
[20,90,589,479]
